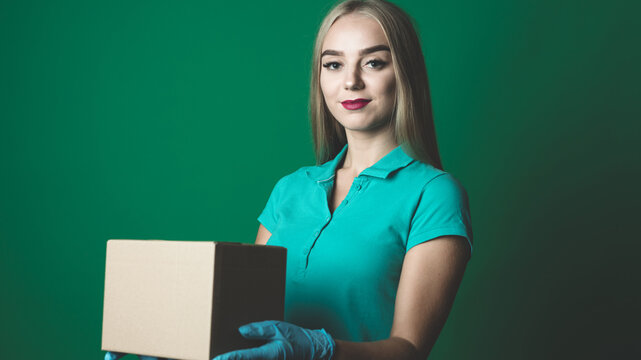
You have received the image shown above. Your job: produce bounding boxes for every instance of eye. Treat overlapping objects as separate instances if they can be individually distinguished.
[322,62,342,70]
[365,59,387,69]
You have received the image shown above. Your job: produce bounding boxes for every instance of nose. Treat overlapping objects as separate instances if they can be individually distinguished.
[344,64,364,90]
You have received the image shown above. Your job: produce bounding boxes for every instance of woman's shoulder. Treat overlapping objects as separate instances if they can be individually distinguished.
[403,160,462,187]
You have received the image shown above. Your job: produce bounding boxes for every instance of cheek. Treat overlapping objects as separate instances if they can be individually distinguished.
[366,71,396,99]
[319,74,335,100]
[382,72,396,96]
[375,73,396,116]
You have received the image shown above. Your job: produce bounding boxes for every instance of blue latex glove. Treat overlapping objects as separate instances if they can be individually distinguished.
[104,351,175,360]
[213,320,336,360]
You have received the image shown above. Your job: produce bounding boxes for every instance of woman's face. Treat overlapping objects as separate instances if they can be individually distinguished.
[320,14,396,135]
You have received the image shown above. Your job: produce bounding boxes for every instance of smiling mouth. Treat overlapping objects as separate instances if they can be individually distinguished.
[341,99,371,110]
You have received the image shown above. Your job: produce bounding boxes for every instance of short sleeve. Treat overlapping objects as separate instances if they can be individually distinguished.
[257,176,287,233]
[406,173,473,255]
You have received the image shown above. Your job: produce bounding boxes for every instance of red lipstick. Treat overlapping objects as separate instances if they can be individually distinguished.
[341,98,371,110]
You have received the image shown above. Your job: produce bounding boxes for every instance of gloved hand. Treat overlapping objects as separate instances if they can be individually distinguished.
[213,320,336,360]
[104,351,175,360]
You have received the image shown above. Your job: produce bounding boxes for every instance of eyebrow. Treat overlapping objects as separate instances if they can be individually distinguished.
[321,44,391,57]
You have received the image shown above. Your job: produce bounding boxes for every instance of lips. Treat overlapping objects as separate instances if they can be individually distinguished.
[341,98,371,110]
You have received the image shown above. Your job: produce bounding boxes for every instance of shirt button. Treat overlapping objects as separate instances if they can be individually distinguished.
[344,200,349,205]
[325,216,330,222]
[356,184,361,190]
[314,231,319,237]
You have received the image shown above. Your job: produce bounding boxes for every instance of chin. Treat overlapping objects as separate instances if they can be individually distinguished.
[338,118,390,133]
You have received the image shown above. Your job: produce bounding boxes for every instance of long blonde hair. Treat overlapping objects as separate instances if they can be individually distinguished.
[309,0,443,170]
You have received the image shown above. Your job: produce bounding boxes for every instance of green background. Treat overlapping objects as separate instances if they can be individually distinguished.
[1,0,639,358]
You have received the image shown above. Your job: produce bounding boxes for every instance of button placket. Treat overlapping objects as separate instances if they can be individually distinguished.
[332,177,366,216]
[301,218,329,273]
[301,176,367,276]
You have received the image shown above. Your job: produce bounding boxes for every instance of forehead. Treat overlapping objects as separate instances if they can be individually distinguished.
[322,13,389,52]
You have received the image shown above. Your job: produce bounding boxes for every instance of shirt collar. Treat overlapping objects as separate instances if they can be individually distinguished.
[305,143,415,182]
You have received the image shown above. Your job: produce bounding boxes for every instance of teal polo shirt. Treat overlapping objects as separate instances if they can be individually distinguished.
[257,143,473,342]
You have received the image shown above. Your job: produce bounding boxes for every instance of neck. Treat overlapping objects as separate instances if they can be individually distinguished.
[341,128,398,177]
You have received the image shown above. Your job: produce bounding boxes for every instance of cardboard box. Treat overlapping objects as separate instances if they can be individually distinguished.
[101,240,286,360]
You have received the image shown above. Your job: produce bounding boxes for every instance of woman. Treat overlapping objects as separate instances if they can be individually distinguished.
[106,1,472,359]
[217,0,473,358]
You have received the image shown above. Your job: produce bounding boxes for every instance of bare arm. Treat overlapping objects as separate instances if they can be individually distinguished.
[255,223,271,245]
[333,235,470,360]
